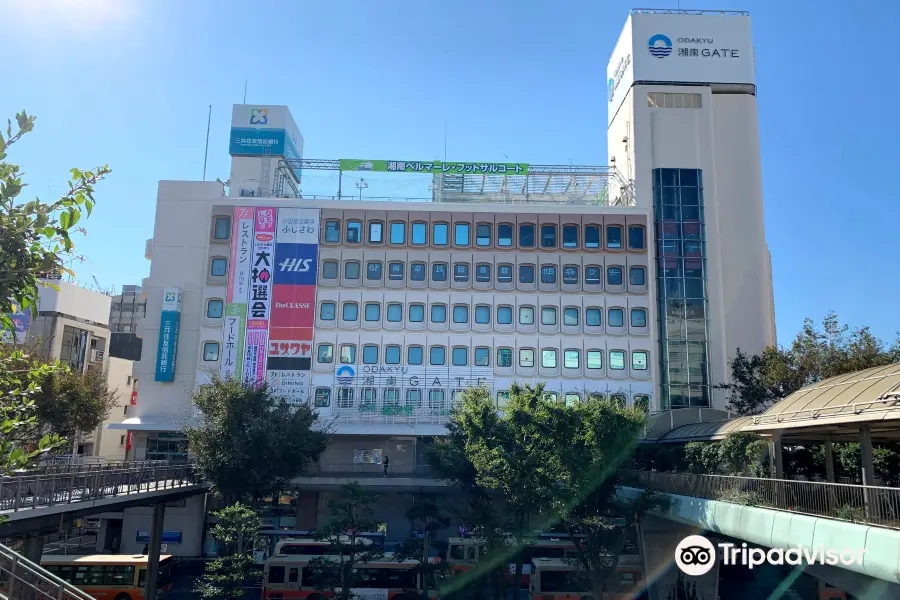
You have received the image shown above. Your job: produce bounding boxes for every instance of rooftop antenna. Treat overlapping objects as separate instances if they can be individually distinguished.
[243,80,247,104]
[91,275,102,292]
[202,104,212,181]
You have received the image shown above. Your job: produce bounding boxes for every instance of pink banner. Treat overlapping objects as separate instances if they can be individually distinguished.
[242,207,276,386]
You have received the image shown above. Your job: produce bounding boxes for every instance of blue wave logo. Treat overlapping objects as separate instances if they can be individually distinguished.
[336,365,355,385]
[649,34,673,58]
[607,77,615,102]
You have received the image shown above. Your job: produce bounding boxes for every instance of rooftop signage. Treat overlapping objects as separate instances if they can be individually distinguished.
[339,159,529,175]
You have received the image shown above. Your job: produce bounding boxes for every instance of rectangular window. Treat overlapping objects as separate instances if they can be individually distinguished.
[562,266,579,285]
[562,225,578,248]
[519,224,535,247]
[454,264,470,282]
[406,389,422,407]
[432,263,448,282]
[519,306,535,325]
[206,299,224,318]
[585,266,601,285]
[519,349,535,367]
[345,262,360,280]
[633,351,649,370]
[210,258,227,277]
[454,223,470,246]
[430,346,446,365]
[475,264,491,282]
[203,342,220,362]
[541,349,557,368]
[541,225,557,248]
[541,307,557,325]
[410,263,426,281]
[608,308,624,327]
[368,222,383,243]
[587,350,603,369]
[497,264,513,283]
[366,261,383,280]
[342,302,358,321]
[607,266,623,286]
[320,302,336,321]
[362,345,378,364]
[476,224,491,246]
[630,267,646,286]
[389,262,404,281]
[386,303,402,322]
[411,222,427,245]
[322,261,339,279]
[631,308,647,328]
[628,225,645,249]
[475,347,490,366]
[409,304,425,322]
[540,265,557,284]
[497,348,512,367]
[340,345,356,364]
[385,345,401,364]
[384,388,400,407]
[607,225,623,249]
[498,224,513,247]
[452,305,469,324]
[475,305,490,324]
[347,221,362,243]
[497,306,513,324]
[585,225,600,248]
[433,223,448,245]
[325,220,340,242]
[390,222,405,244]
[586,308,602,327]
[361,388,377,409]
[407,346,423,365]
[563,307,579,326]
[317,344,333,363]
[519,265,535,283]
[364,303,381,322]
[429,389,445,409]
[431,304,447,323]
[564,393,580,406]
[564,350,579,369]
[610,351,626,370]
[452,347,468,366]
[213,216,231,240]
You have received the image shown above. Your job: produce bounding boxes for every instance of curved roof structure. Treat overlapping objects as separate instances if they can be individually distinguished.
[742,363,900,440]
[656,416,755,443]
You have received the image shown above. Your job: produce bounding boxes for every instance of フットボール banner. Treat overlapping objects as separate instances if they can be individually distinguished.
[221,207,253,380]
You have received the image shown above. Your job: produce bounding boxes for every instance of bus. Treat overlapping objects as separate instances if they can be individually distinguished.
[446,536,579,585]
[530,558,647,600]
[262,553,427,600]
[274,537,374,557]
[39,554,173,600]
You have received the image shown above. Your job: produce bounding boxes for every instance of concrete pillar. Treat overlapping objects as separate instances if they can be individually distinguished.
[860,425,877,518]
[22,533,43,564]
[769,431,784,479]
[824,440,837,513]
[144,502,166,600]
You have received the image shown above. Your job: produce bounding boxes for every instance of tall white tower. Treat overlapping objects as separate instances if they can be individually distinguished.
[607,9,776,410]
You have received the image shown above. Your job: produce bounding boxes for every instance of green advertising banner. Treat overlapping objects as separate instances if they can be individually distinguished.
[339,159,528,175]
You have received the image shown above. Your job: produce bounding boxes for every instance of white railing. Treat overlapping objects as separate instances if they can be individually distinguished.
[0,542,95,600]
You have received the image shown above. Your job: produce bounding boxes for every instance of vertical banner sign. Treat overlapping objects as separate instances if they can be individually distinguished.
[154,287,182,382]
[243,207,276,385]
[221,207,253,380]
[266,208,319,404]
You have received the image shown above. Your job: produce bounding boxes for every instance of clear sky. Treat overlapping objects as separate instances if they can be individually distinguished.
[3,0,898,348]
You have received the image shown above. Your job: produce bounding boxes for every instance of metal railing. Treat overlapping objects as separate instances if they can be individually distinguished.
[619,470,900,529]
[306,462,435,478]
[0,464,201,514]
[23,459,171,476]
[0,542,95,600]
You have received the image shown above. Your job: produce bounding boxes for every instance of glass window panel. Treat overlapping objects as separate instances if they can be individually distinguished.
[430,346,446,365]
[587,350,603,369]
[389,262,404,281]
[213,216,230,240]
[322,261,339,279]
[347,221,362,243]
[541,307,557,325]
[497,264,513,283]
[497,306,513,324]
[409,304,425,322]
[562,266,579,284]
[407,346,424,365]
[410,262,426,281]
[564,350,579,369]
[318,344,333,363]
[452,347,468,366]
[363,345,378,364]
[607,226,623,249]
[203,342,220,361]
[498,224,513,247]
[432,263,448,282]
[475,347,490,366]
[366,262,382,280]
[540,265,557,284]
[541,349,557,368]
[431,304,447,323]
[562,225,578,248]
[586,308,602,327]
[519,224,535,247]
[340,345,356,364]
[368,222,383,243]
[475,264,491,282]
[540,225,557,248]
[519,306,534,325]
[585,225,600,248]
[207,299,224,318]
[364,303,380,321]
[628,226,645,250]
[325,220,340,242]
[608,308,624,327]
[609,351,626,370]
[563,307,579,326]
[585,266,601,285]
[210,258,227,277]
[519,349,535,367]
[519,265,535,283]
[433,223,448,245]
[386,303,402,322]
[633,351,649,370]
[320,302,336,320]
[452,305,469,323]
[476,224,491,246]
[385,345,401,364]
[454,264,470,282]
[411,222,427,245]
[607,266,623,285]
[475,305,490,324]
[390,222,405,244]
[345,262,360,280]
[631,308,647,328]
[454,223,470,245]
[342,302,358,321]
[685,278,705,298]
[497,348,512,367]
[630,267,646,286]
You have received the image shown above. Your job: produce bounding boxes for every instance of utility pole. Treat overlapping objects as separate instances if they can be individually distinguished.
[355,177,368,200]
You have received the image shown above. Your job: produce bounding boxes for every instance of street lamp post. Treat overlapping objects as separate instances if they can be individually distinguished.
[355,177,368,201]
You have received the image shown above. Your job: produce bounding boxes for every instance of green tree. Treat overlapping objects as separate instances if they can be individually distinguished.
[718,432,765,475]
[684,442,720,474]
[195,503,264,600]
[398,495,449,600]
[185,378,330,504]
[0,111,109,477]
[307,483,385,600]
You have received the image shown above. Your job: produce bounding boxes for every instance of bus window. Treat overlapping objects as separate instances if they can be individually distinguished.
[104,565,135,585]
[288,567,299,583]
[541,569,590,593]
[450,545,465,560]
[465,546,477,561]
[353,566,417,589]
[268,565,285,584]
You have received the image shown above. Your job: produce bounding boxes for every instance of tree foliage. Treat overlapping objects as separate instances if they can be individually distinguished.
[186,378,329,503]
[395,496,449,600]
[0,111,108,477]
[195,503,264,600]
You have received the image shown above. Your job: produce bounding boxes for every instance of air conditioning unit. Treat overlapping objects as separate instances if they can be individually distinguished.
[90,349,105,363]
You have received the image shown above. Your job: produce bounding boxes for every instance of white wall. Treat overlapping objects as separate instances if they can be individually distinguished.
[37,282,112,326]
[120,495,207,557]
[94,356,133,459]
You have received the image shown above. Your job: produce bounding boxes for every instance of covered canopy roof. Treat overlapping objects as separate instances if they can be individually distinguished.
[742,363,900,441]
[655,416,756,443]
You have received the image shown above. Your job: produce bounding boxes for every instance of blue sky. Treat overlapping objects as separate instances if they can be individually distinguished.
[3,0,898,348]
